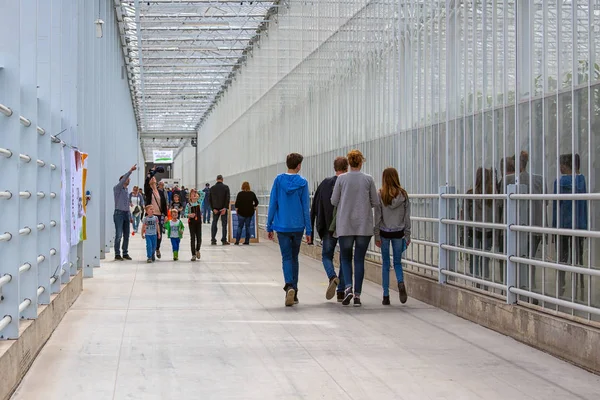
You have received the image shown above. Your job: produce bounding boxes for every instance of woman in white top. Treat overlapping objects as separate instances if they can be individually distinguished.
[129,186,144,233]
[331,149,379,307]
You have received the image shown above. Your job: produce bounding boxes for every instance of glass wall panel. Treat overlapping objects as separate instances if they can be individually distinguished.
[196,0,600,322]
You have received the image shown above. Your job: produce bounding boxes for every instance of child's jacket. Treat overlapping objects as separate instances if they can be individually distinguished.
[165,219,185,239]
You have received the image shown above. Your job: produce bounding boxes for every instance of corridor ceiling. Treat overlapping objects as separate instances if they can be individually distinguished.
[114,0,279,160]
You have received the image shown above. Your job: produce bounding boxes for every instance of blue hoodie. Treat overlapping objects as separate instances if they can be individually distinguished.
[552,174,587,230]
[267,173,312,235]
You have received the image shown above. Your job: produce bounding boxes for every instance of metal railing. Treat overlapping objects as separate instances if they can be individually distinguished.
[255,186,600,323]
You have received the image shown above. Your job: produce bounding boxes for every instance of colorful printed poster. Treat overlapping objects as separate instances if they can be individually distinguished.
[60,149,69,268]
[70,150,84,246]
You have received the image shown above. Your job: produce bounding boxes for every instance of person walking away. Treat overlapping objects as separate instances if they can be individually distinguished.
[113,164,137,260]
[129,185,144,234]
[331,149,379,307]
[310,156,348,301]
[553,153,587,297]
[374,167,411,305]
[185,189,205,261]
[234,182,259,245]
[142,205,161,263]
[465,167,500,289]
[267,153,312,307]
[145,167,168,259]
[202,183,212,224]
[209,175,231,245]
[165,209,185,261]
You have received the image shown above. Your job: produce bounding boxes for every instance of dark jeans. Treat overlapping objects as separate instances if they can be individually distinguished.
[189,221,202,252]
[114,210,130,257]
[211,211,228,243]
[155,216,164,251]
[468,234,492,280]
[517,234,542,290]
[202,206,211,223]
[321,232,344,291]
[558,235,585,292]
[339,235,371,295]
[277,231,303,290]
[236,215,252,244]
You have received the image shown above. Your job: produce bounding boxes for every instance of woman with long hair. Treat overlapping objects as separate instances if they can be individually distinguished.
[234,181,259,245]
[331,149,379,307]
[374,167,411,305]
[184,189,205,261]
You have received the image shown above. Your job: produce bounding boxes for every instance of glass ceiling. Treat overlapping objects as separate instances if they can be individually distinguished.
[114,0,279,160]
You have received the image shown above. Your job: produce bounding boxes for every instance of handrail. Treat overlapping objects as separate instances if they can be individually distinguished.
[510,193,600,201]
[509,287,600,317]
[0,103,13,117]
[0,191,12,199]
[509,256,600,277]
[0,316,12,333]
[509,225,600,238]
[0,274,12,289]
[19,263,32,273]
[441,244,508,261]
[440,219,506,230]
[0,232,12,242]
[19,299,31,313]
[441,269,507,291]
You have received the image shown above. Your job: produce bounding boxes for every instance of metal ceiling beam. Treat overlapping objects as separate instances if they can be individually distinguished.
[140,131,198,139]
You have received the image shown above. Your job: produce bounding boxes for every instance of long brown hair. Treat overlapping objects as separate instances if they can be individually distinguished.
[381,167,408,206]
[474,167,495,207]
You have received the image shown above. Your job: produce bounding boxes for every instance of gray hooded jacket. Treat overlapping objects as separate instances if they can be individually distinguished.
[374,191,411,242]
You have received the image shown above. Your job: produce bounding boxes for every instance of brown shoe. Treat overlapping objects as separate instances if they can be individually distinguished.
[398,282,408,304]
[222,242,230,246]
[326,277,340,300]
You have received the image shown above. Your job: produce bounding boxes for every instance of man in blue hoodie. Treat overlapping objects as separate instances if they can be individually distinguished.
[267,153,312,307]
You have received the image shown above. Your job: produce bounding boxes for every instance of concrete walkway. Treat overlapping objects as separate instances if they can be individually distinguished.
[11,226,600,400]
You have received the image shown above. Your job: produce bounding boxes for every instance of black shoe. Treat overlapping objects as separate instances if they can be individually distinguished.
[342,288,353,306]
[123,255,132,260]
[211,241,217,246]
[234,242,240,245]
[294,291,299,304]
[326,276,340,300]
[156,250,161,259]
[398,282,408,304]
[152,255,156,262]
[336,292,344,303]
[222,241,230,246]
[382,296,390,305]
[285,286,296,307]
[354,296,362,307]
[115,255,123,261]
[243,242,250,245]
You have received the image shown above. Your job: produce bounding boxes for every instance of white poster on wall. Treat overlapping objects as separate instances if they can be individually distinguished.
[70,149,84,246]
[60,149,69,268]
[153,149,173,164]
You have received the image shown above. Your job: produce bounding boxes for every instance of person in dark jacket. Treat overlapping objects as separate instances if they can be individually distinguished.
[234,182,259,245]
[145,166,168,258]
[209,175,231,245]
[310,156,348,301]
[202,183,212,224]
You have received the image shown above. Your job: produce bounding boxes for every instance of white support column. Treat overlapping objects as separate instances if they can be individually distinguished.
[19,0,40,320]
[49,0,63,294]
[36,0,53,304]
[505,184,518,304]
[0,0,22,339]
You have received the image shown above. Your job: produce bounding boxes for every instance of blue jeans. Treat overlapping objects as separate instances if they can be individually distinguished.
[321,232,345,292]
[468,235,492,280]
[145,235,157,259]
[132,214,141,232]
[170,238,180,252]
[202,206,211,223]
[236,215,252,244]
[339,235,371,295]
[381,237,407,296]
[277,231,303,290]
[114,210,130,257]
[211,211,228,243]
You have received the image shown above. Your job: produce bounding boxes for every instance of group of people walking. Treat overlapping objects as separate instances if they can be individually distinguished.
[267,150,411,308]
[113,166,261,263]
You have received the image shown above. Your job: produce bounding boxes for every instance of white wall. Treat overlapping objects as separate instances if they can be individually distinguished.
[173,146,197,189]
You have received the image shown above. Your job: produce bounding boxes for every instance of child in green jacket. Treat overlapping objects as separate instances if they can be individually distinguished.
[165,209,185,261]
